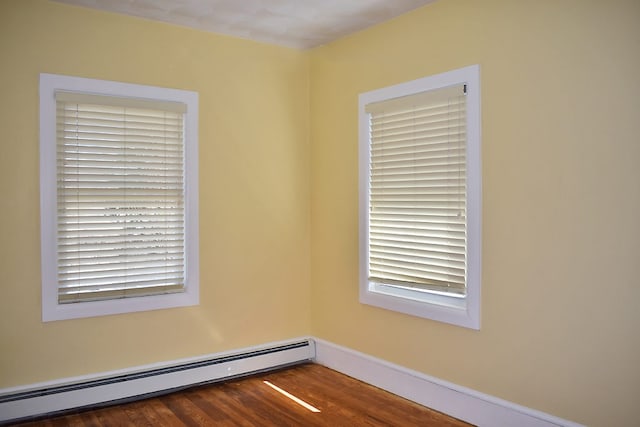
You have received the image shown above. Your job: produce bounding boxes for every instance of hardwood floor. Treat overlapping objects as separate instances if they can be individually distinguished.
[10,363,473,426]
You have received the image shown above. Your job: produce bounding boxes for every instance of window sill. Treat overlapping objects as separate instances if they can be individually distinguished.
[360,281,480,330]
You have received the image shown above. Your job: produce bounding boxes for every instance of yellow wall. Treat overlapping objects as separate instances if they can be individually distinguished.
[309,0,640,426]
[0,0,310,386]
[2,0,639,425]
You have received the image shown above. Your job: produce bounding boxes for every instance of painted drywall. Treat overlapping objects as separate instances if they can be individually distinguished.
[309,1,640,426]
[0,0,310,387]
[2,0,639,425]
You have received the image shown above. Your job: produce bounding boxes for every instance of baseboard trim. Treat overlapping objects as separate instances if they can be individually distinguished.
[313,338,584,427]
[0,337,314,424]
[0,337,585,426]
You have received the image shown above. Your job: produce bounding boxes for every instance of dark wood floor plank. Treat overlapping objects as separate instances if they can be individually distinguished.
[187,387,253,427]
[93,405,134,427]
[121,401,156,427]
[78,410,105,427]
[142,398,187,426]
[181,388,230,423]
[159,391,218,427]
[8,363,472,427]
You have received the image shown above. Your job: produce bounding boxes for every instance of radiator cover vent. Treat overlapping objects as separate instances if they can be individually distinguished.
[0,338,315,424]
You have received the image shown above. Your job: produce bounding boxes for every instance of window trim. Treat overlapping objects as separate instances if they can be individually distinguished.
[40,73,199,322]
[358,65,481,330]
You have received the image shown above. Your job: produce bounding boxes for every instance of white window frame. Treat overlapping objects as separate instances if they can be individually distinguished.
[358,65,481,330]
[40,73,199,322]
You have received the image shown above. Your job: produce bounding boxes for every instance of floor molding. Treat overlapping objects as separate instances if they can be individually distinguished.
[0,337,585,426]
[313,338,584,427]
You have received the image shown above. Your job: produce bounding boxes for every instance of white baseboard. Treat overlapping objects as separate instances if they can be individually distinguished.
[0,337,315,424]
[313,338,584,427]
[0,337,585,426]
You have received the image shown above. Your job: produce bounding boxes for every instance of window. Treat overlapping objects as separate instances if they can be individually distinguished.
[359,65,481,329]
[40,74,199,321]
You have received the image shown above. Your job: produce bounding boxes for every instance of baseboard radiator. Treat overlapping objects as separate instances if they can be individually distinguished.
[0,338,315,424]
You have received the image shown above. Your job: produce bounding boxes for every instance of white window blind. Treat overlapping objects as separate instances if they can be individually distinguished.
[365,84,467,296]
[55,91,187,303]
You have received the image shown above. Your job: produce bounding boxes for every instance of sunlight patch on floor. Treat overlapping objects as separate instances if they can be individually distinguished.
[263,381,321,413]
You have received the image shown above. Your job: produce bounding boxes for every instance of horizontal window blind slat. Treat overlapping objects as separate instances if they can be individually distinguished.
[369,103,465,122]
[371,211,465,220]
[371,152,465,167]
[60,258,184,270]
[58,280,184,291]
[57,139,184,150]
[58,152,183,162]
[58,252,184,264]
[57,105,184,119]
[58,185,184,193]
[370,190,465,199]
[58,237,184,251]
[58,216,184,224]
[59,267,185,283]
[58,245,185,255]
[370,252,465,271]
[370,244,465,262]
[58,241,185,250]
[58,192,184,200]
[365,84,464,114]
[57,218,184,227]
[370,271,464,288]
[57,126,183,138]
[371,131,465,147]
[57,199,184,207]
[371,220,465,233]
[370,258,465,280]
[56,120,183,132]
[368,277,466,296]
[369,265,464,286]
[371,203,465,210]
[56,91,187,113]
[369,162,465,175]
[57,206,183,214]
[57,121,184,131]
[58,272,184,287]
[370,229,465,240]
[371,161,465,174]
[58,275,185,289]
[370,114,465,126]
[57,239,185,251]
[58,224,183,231]
[56,115,182,127]
[58,158,185,168]
[370,223,465,237]
[57,136,183,146]
[369,115,466,133]
[59,216,184,224]
[57,143,184,153]
[370,121,465,139]
[370,238,465,253]
[371,188,465,196]
[371,140,465,156]
[371,234,465,246]
[60,255,184,274]
[58,286,185,304]
[371,174,465,185]
[371,202,465,213]
[58,278,184,290]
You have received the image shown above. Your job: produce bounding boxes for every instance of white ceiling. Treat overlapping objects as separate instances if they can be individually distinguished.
[52,0,436,49]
